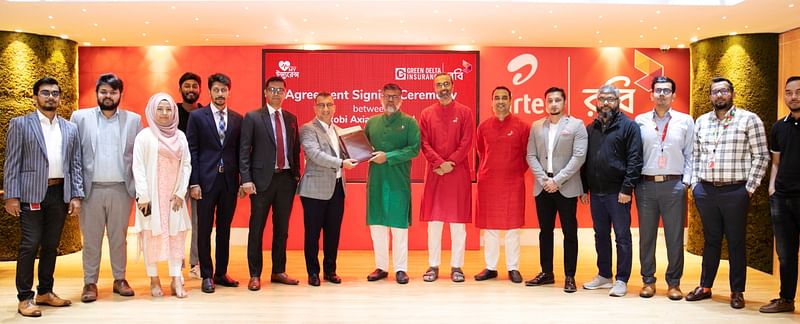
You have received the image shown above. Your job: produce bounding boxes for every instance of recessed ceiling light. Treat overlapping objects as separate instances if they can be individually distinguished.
[165,40,169,43]
[355,27,360,31]
[471,39,476,43]
[511,30,516,34]
[403,29,408,33]
[93,23,98,27]
[596,30,600,34]
[205,38,209,41]
[677,44,686,48]
[293,38,299,42]
[729,32,737,35]
[15,29,22,32]
[673,36,678,40]
[653,26,658,30]
[263,26,268,29]
[790,3,795,8]
[599,40,604,44]
[302,18,308,22]
[359,36,363,40]
[235,34,240,38]
[433,9,439,14]
[399,19,404,24]
[50,25,55,29]
[722,16,727,19]
[83,42,90,46]
[656,10,661,14]
[335,3,340,7]
[639,34,644,38]
[448,18,453,23]
[310,31,315,35]
[744,25,749,29]
[60,35,68,39]
[145,21,150,25]
[194,17,199,21]
[48,16,53,19]
[696,27,701,30]
[171,6,175,9]
[553,25,558,29]
[141,33,146,36]
[690,36,699,42]
[548,10,553,14]
[518,36,523,40]
[598,15,603,19]
[101,37,106,41]
[639,19,644,23]
[244,6,249,10]
[344,16,349,21]
[460,27,465,32]
[81,8,86,13]
[497,4,501,8]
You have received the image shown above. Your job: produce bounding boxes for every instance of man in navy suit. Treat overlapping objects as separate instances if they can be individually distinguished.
[4,77,84,317]
[186,73,243,293]
[240,76,301,290]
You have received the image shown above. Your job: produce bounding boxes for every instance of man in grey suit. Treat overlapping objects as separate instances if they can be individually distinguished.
[70,73,142,302]
[298,93,358,286]
[525,87,588,293]
[4,77,84,317]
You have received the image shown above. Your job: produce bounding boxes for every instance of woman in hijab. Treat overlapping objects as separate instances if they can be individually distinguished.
[132,92,191,298]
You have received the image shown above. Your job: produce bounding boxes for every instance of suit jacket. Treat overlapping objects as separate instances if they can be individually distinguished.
[4,112,84,203]
[186,105,243,192]
[298,119,347,200]
[526,115,588,198]
[240,107,300,192]
[70,107,142,198]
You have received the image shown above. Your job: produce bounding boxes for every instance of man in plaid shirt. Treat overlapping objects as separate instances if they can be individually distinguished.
[685,77,769,309]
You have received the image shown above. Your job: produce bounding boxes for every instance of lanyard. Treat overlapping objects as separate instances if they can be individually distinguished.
[653,113,671,152]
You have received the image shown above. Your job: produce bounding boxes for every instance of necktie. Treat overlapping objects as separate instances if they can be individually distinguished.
[275,111,286,169]
[217,110,226,145]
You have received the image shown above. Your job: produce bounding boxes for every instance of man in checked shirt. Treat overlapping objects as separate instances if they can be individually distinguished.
[684,77,769,309]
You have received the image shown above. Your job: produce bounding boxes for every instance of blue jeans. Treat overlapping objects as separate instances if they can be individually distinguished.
[590,193,632,282]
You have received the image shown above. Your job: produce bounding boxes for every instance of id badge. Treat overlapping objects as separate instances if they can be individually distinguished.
[29,203,41,211]
[657,155,667,168]
[707,157,715,169]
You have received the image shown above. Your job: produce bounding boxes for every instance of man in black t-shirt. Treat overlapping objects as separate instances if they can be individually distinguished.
[761,76,800,314]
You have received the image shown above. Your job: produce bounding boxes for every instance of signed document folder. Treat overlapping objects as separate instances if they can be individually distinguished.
[338,126,374,162]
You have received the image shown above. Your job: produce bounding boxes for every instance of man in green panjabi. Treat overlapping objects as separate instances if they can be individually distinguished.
[364,83,420,285]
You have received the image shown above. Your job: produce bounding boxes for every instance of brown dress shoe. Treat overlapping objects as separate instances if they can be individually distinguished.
[248,277,261,291]
[564,276,577,293]
[473,269,498,281]
[113,279,135,297]
[396,271,409,284]
[639,283,655,298]
[213,274,240,287]
[18,299,41,317]
[323,273,342,284]
[81,284,98,303]
[760,298,795,313]
[685,286,711,301]
[730,292,745,309]
[367,269,389,281]
[525,272,555,286]
[667,285,683,301]
[308,274,321,287]
[35,292,71,307]
[270,273,300,285]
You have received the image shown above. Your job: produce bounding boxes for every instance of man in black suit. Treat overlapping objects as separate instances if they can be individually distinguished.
[186,73,243,293]
[240,76,301,290]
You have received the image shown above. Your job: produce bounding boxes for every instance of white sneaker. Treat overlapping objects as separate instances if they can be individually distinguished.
[583,275,613,290]
[188,265,201,280]
[609,280,628,297]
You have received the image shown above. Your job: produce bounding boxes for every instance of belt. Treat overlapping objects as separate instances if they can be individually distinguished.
[546,172,554,178]
[701,180,747,187]
[47,178,64,186]
[642,175,682,183]
[274,168,289,174]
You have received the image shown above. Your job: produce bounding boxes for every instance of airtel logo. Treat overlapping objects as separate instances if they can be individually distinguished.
[506,54,538,85]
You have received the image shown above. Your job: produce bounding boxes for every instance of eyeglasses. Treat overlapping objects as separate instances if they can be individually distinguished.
[267,87,285,94]
[38,90,60,98]
[653,88,673,95]
[597,97,618,104]
[435,81,452,88]
[382,94,401,101]
[315,103,335,108]
[711,89,731,97]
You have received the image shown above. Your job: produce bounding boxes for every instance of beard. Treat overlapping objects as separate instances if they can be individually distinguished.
[98,98,119,111]
[712,100,731,111]
[39,102,58,112]
[437,90,451,100]
[790,105,800,113]
[181,91,199,104]
[384,104,399,113]
[598,107,617,123]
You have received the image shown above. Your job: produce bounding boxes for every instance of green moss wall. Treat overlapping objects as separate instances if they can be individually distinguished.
[689,33,778,273]
[0,31,81,261]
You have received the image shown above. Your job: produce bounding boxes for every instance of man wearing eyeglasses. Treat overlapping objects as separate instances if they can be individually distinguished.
[365,83,420,284]
[633,76,694,301]
[580,84,643,297]
[5,77,84,317]
[240,76,301,290]
[186,73,243,293]
[419,72,475,283]
[685,77,769,309]
[70,73,142,302]
[298,93,358,286]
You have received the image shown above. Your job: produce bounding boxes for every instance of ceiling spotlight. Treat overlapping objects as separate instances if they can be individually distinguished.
[60,35,68,39]
[677,44,686,48]
[81,8,86,13]
[655,10,661,14]
[690,36,699,42]
[194,17,199,21]
[48,16,53,19]
[14,29,22,32]
[101,37,107,41]
[511,30,516,34]
[722,16,727,19]
[729,32,737,35]
[83,42,91,46]
[518,36,523,40]
[553,25,558,29]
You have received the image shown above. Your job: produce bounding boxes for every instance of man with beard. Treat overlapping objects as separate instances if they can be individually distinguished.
[473,86,529,284]
[633,76,694,300]
[761,76,800,313]
[71,73,142,302]
[580,84,642,297]
[365,83,420,284]
[176,72,203,280]
[186,73,243,293]
[685,77,768,309]
[526,87,587,292]
[5,77,83,317]
[419,72,475,283]
[240,76,301,290]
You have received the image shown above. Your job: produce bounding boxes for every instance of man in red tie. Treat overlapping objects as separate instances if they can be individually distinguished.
[240,76,301,290]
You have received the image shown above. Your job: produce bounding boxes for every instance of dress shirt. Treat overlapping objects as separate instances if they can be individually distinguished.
[318,119,342,178]
[93,108,124,182]
[546,121,558,173]
[267,104,290,170]
[37,109,64,179]
[635,108,694,184]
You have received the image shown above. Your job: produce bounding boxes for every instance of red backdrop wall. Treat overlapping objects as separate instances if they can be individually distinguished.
[78,45,690,250]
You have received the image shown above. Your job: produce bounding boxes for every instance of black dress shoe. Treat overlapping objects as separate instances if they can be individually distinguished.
[525,272,555,286]
[474,269,498,281]
[201,278,215,293]
[213,274,240,287]
[730,292,745,309]
[308,274,321,287]
[564,276,577,293]
[508,270,523,283]
[396,271,409,284]
[367,269,389,281]
[760,298,795,313]
[324,273,342,284]
[685,286,712,301]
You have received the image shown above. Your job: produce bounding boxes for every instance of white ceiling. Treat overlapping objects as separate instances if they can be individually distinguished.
[1,0,798,48]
